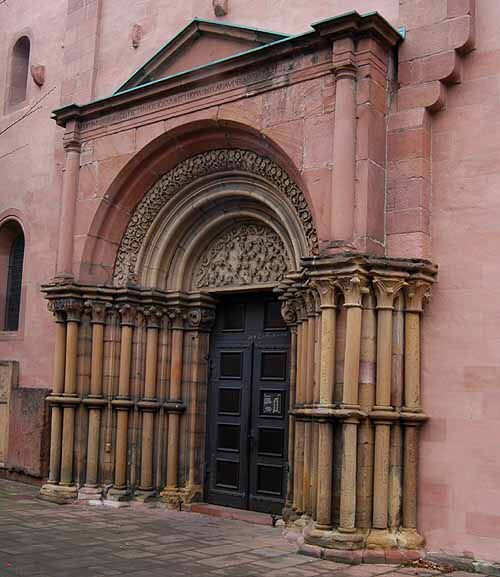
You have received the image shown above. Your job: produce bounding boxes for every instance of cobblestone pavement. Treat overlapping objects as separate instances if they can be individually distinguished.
[0,479,485,577]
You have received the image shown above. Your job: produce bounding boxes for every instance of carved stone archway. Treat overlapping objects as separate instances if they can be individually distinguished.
[113,148,319,287]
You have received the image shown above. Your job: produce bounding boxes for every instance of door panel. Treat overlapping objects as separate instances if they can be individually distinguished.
[206,293,290,513]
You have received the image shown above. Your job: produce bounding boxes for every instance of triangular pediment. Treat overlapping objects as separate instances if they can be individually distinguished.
[116,18,288,94]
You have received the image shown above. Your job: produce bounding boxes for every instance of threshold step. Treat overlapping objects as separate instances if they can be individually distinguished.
[190,503,274,526]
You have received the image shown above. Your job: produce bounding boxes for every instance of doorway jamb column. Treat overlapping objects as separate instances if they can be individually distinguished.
[293,295,306,516]
[108,304,136,501]
[303,290,316,517]
[59,299,83,496]
[81,301,108,498]
[368,272,407,548]
[399,276,432,549]
[137,306,162,500]
[280,296,299,517]
[46,307,66,485]
[163,307,185,509]
[334,273,368,545]
[313,279,336,532]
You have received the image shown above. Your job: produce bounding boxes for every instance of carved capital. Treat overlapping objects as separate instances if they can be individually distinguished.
[335,274,369,308]
[303,289,318,317]
[85,301,109,325]
[186,307,216,331]
[311,278,337,309]
[280,298,299,326]
[47,300,67,323]
[118,304,137,327]
[167,307,185,330]
[372,275,408,310]
[143,306,164,329]
[405,278,432,313]
[63,299,84,323]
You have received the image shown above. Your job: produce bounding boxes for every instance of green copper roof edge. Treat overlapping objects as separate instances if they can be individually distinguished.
[312,10,404,39]
[52,29,312,115]
[113,17,290,95]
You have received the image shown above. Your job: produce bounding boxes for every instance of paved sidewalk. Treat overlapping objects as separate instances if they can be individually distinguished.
[0,479,484,577]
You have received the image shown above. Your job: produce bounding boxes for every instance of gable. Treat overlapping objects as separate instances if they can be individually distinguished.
[116,18,288,94]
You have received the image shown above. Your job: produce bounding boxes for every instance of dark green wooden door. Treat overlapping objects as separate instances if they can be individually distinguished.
[206,292,290,514]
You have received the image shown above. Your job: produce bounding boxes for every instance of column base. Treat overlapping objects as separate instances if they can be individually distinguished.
[304,525,365,550]
[105,487,131,505]
[396,528,425,550]
[134,489,157,503]
[366,528,398,549]
[178,484,203,507]
[78,485,103,504]
[160,487,182,510]
[39,483,78,504]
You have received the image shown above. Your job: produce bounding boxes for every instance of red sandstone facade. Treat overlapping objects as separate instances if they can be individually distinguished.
[0,0,498,568]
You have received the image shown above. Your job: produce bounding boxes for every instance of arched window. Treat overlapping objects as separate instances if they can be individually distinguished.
[0,221,25,332]
[9,36,30,105]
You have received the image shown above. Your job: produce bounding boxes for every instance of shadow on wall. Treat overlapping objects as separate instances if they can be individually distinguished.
[0,361,50,483]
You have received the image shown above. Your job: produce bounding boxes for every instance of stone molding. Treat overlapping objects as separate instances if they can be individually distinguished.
[113,149,319,286]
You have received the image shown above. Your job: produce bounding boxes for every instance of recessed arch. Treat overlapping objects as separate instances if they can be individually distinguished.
[113,149,318,289]
[79,119,319,284]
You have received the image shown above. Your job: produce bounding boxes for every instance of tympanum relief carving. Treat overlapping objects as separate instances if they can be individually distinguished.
[194,222,290,289]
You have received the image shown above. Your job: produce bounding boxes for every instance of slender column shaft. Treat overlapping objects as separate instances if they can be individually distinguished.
[48,316,66,484]
[56,138,80,278]
[315,280,336,530]
[299,314,309,514]
[60,407,76,485]
[286,326,297,506]
[113,307,135,491]
[371,276,406,530]
[402,281,428,529]
[293,323,304,513]
[331,39,357,242]
[85,306,106,487]
[337,275,366,534]
[60,308,81,486]
[303,311,315,515]
[356,294,376,528]
[166,326,184,489]
[140,314,160,492]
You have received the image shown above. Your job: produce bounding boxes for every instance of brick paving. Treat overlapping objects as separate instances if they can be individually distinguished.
[0,479,484,577]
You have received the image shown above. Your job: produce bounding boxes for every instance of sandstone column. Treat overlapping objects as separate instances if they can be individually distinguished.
[399,277,432,549]
[163,308,185,508]
[335,274,368,545]
[303,290,316,517]
[368,272,407,548]
[137,306,162,500]
[59,299,83,496]
[40,305,67,502]
[56,125,80,280]
[108,304,136,501]
[81,301,108,498]
[293,298,305,516]
[331,38,357,245]
[314,279,336,532]
[280,297,299,515]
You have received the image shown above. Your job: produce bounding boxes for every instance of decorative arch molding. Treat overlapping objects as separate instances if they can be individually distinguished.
[112,148,319,287]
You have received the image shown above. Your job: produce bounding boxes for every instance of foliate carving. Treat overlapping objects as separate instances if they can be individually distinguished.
[311,279,337,309]
[48,298,83,323]
[372,275,408,310]
[117,304,137,326]
[143,306,164,329]
[186,308,216,330]
[194,223,290,289]
[113,149,319,286]
[404,278,432,313]
[335,274,369,308]
[280,299,299,326]
[85,301,109,324]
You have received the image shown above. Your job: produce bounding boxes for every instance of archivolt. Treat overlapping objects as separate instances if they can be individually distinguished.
[113,149,318,286]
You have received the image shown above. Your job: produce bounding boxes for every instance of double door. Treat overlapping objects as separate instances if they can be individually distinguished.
[206,293,290,514]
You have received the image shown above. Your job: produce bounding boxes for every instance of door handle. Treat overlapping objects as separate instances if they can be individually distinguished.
[248,431,255,450]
